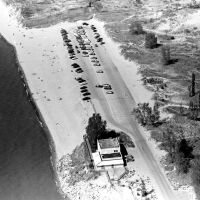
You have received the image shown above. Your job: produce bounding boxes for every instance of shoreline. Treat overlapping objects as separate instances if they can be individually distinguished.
[0,34,67,200]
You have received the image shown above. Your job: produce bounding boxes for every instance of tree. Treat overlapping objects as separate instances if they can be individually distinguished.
[191,156,200,186]
[162,128,177,161]
[161,45,170,65]
[175,151,190,174]
[145,33,157,49]
[174,138,193,174]
[129,21,144,35]
[192,73,196,96]
[153,102,160,122]
[86,113,107,152]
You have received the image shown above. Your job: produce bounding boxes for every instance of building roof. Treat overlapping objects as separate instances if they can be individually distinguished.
[98,137,119,149]
[92,152,123,167]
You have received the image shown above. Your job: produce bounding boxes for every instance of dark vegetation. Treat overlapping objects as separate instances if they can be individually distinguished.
[133,73,200,196]
[133,102,161,127]
[145,33,158,49]
[129,21,144,35]
[86,113,135,152]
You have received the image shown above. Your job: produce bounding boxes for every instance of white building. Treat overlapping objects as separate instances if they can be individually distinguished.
[93,137,124,169]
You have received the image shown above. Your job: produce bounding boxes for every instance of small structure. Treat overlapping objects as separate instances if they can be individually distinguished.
[93,137,124,170]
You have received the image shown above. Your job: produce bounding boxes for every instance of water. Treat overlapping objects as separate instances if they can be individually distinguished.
[0,2,64,200]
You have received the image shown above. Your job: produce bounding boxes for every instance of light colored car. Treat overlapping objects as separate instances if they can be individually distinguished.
[94,63,101,66]
[106,91,114,94]
[97,70,103,73]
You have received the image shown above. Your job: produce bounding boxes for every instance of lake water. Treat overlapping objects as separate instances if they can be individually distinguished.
[0,1,64,200]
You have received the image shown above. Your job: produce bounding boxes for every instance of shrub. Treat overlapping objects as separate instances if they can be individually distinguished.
[129,21,144,35]
[145,33,157,49]
[161,45,170,65]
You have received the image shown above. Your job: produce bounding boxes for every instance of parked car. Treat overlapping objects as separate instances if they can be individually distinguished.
[82,97,90,101]
[95,44,98,47]
[90,52,95,55]
[82,51,88,55]
[68,49,74,54]
[77,79,86,83]
[71,63,80,68]
[83,92,91,96]
[93,63,101,66]
[77,50,80,53]
[100,41,105,45]
[81,89,88,93]
[83,22,89,26]
[94,33,100,36]
[95,35,100,39]
[91,60,99,63]
[97,70,103,73]
[97,38,103,42]
[104,86,112,90]
[103,84,111,87]
[95,84,103,88]
[106,91,114,94]
[83,54,89,57]
[76,68,83,73]
[80,86,87,89]
[70,56,78,60]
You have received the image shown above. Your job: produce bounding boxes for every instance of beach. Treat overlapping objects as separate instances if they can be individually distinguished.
[0,34,63,200]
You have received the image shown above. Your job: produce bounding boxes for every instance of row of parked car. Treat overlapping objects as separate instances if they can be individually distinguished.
[91,25,105,45]
[74,75,91,101]
[60,28,77,60]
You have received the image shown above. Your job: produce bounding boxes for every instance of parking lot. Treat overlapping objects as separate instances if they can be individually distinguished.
[60,23,115,103]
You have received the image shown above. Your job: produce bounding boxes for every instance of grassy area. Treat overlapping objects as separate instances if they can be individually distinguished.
[3,0,94,28]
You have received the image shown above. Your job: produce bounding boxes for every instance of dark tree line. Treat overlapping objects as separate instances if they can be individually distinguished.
[133,102,160,127]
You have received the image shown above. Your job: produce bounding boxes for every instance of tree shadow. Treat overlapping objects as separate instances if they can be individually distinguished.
[169,58,179,64]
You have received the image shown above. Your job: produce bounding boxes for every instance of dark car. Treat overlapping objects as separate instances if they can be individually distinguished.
[97,38,103,42]
[78,79,86,83]
[64,39,71,43]
[83,22,89,26]
[71,63,80,68]
[93,29,97,32]
[80,86,87,90]
[77,50,80,53]
[93,63,101,66]
[81,89,88,93]
[82,51,88,55]
[100,41,105,45]
[61,29,67,34]
[82,97,91,101]
[68,49,74,54]
[95,44,98,47]
[95,35,100,39]
[83,92,91,96]
[76,68,83,73]
[95,84,103,88]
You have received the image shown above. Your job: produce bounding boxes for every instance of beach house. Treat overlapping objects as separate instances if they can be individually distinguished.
[93,137,124,169]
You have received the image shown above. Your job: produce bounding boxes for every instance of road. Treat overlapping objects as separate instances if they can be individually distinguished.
[68,25,179,200]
